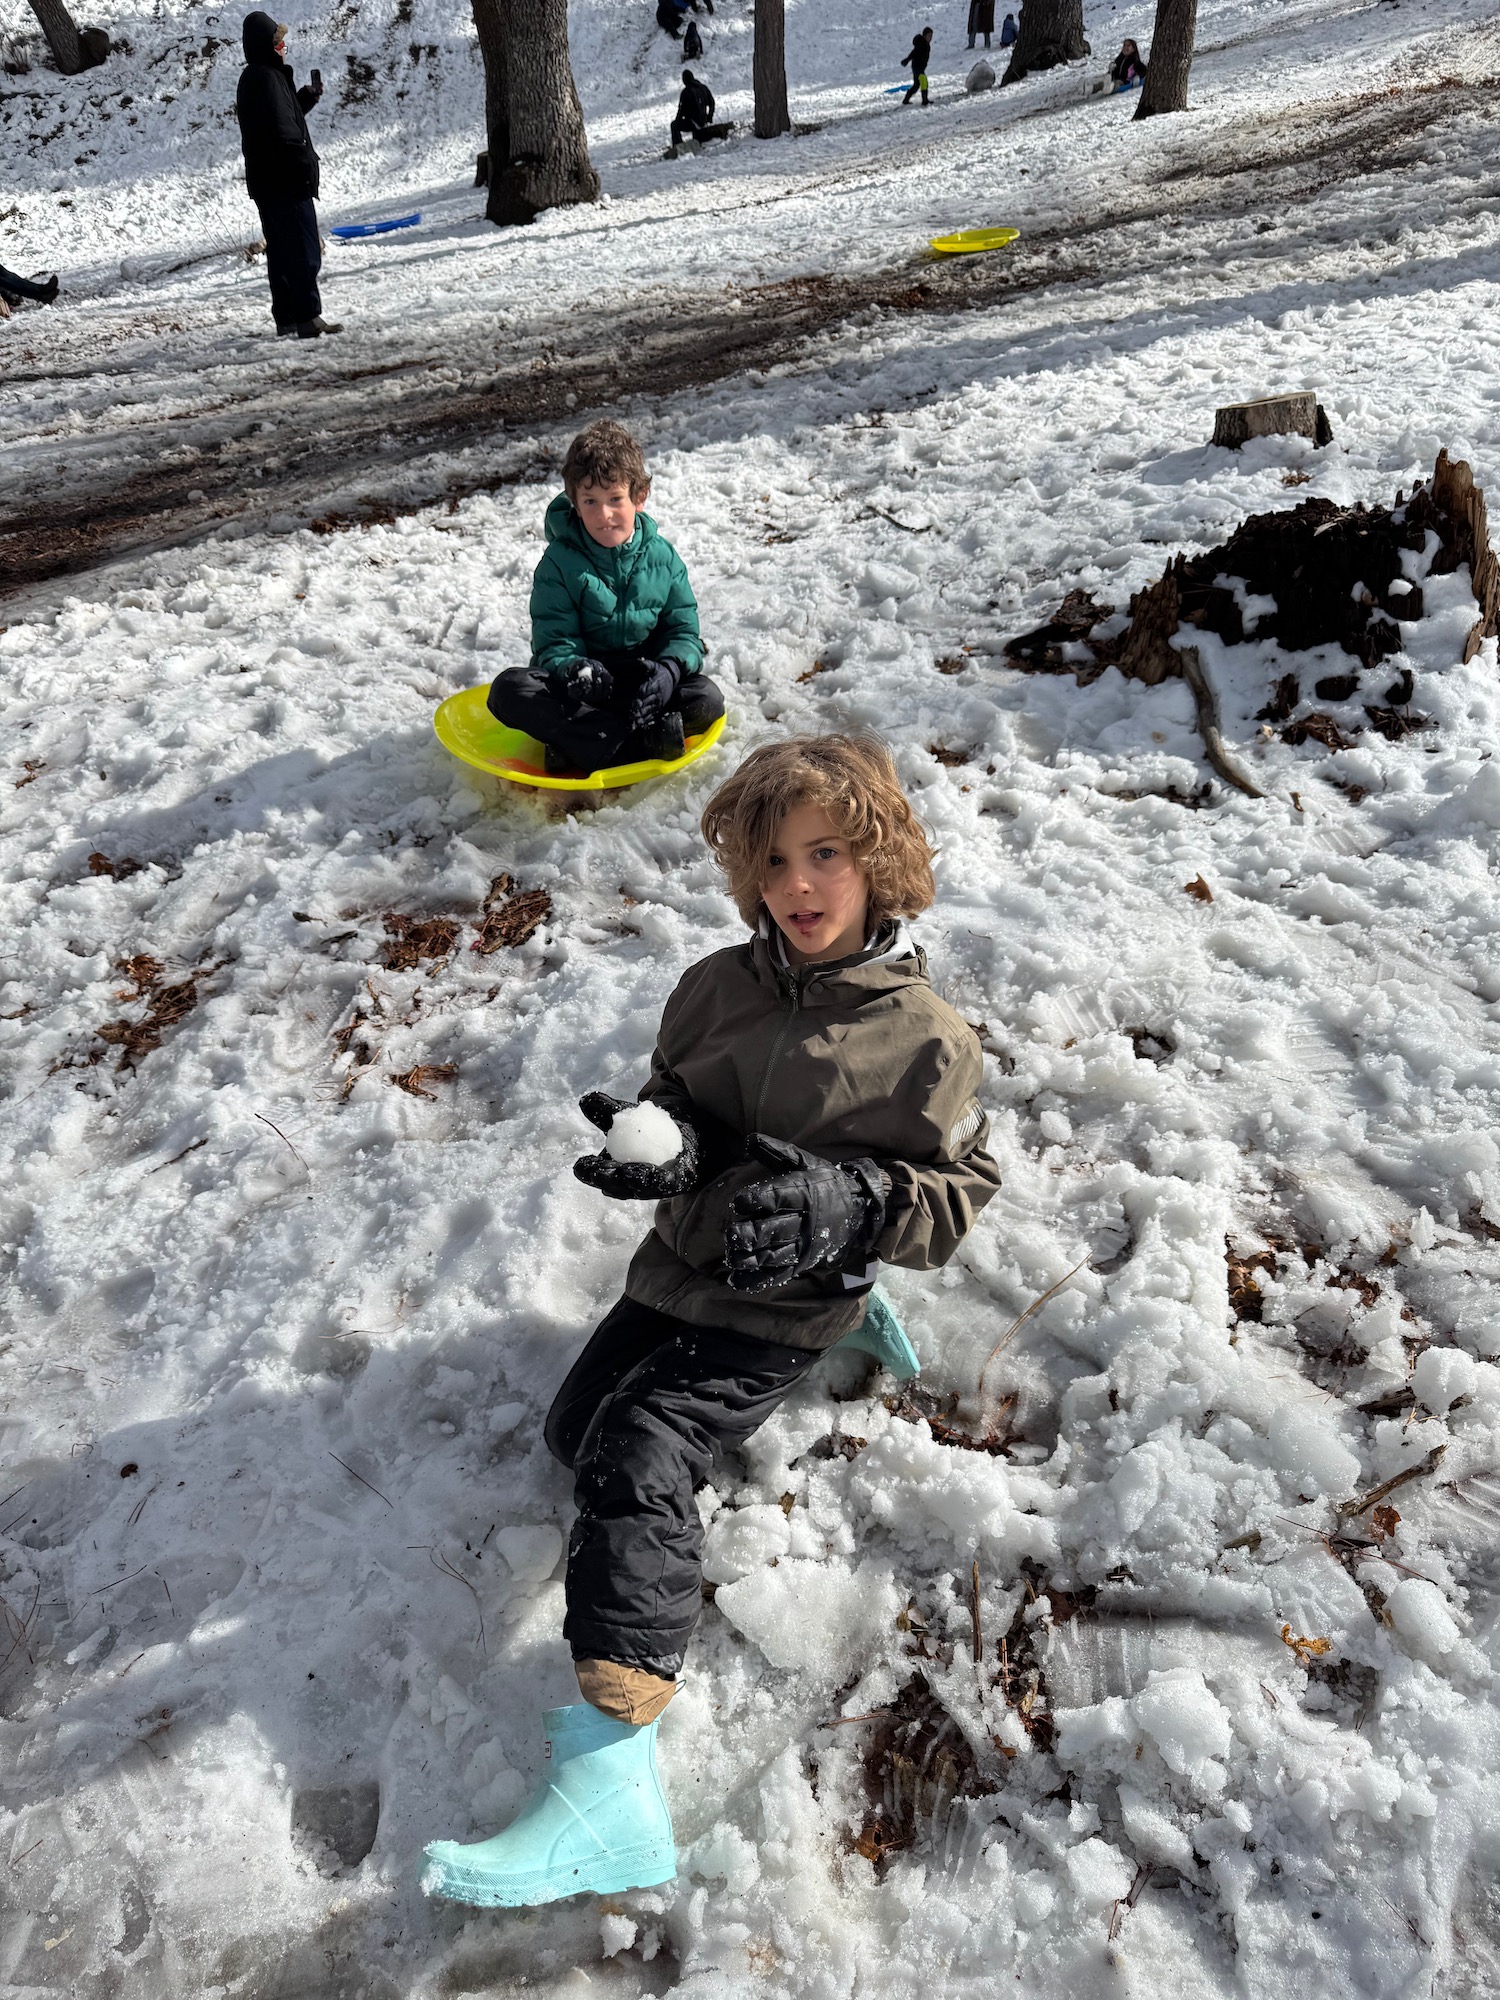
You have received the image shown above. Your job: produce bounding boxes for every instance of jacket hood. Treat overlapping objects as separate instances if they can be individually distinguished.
[242,11,282,62]
[544,492,659,566]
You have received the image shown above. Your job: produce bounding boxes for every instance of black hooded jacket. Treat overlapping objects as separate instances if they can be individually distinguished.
[676,75,715,128]
[236,11,321,204]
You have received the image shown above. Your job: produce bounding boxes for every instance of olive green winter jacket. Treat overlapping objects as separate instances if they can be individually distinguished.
[529,494,704,677]
[623,924,1000,1349]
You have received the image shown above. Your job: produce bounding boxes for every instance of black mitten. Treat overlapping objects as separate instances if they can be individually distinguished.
[573,1091,704,1199]
[723,1135,890,1293]
[628,658,683,732]
[563,658,614,709]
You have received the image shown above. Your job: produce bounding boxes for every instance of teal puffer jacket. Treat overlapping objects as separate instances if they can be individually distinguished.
[529,494,704,677]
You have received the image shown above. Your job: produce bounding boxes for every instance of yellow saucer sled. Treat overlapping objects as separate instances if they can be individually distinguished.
[929,226,1019,256]
[434,685,727,792]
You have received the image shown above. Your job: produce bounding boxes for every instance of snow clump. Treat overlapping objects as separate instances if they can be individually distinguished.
[604,1101,683,1165]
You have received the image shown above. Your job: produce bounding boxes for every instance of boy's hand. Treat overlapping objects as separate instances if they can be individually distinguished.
[573,1091,703,1199]
[629,659,682,731]
[723,1136,890,1292]
[564,658,613,707]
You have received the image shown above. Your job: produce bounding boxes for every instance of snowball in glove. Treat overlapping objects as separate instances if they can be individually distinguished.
[724,1135,890,1293]
[573,1092,704,1199]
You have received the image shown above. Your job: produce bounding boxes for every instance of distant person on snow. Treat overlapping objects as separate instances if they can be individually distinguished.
[966,0,995,50]
[681,16,703,60]
[999,11,1018,47]
[484,420,725,776]
[656,0,689,37]
[0,263,59,312]
[669,70,716,151]
[902,24,934,104]
[420,732,1000,1911]
[1111,38,1147,87]
[235,13,339,339]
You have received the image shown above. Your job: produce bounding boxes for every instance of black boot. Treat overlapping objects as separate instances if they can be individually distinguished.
[636,711,686,763]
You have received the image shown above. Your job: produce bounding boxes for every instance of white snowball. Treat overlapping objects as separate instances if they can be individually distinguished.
[1413,1347,1477,1413]
[604,1101,682,1166]
[495,1524,562,1581]
[1385,1577,1461,1657]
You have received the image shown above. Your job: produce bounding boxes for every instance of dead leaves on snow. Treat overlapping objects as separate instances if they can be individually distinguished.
[1280,1623,1333,1668]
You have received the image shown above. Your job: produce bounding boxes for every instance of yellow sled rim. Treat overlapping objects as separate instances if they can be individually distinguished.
[433,685,727,791]
[929,226,1020,256]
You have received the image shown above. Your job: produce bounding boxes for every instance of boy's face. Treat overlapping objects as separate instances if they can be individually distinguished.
[762,802,871,965]
[573,478,643,549]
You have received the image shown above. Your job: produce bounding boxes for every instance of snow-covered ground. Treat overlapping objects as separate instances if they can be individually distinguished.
[4,0,1500,1994]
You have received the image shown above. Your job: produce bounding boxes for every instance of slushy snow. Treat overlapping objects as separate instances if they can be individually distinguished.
[603,1100,684,1167]
[3,0,1500,1994]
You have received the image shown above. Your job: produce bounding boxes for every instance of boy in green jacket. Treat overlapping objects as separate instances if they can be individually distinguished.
[422,735,999,1911]
[487,420,725,775]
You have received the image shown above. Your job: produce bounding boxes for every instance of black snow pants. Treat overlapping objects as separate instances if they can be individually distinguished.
[0,263,53,303]
[545,1297,816,1679]
[255,195,322,329]
[488,660,724,772]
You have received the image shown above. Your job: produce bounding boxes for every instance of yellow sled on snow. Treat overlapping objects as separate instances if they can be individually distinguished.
[929,226,1020,256]
[433,685,726,793]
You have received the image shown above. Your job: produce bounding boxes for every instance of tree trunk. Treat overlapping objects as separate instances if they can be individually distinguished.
[489,0,598,226]
[471,0,512,222]
[1000,0,1087,84]
[753,0,790,139]
[1134,0,1196,118]
[27,0,84,74]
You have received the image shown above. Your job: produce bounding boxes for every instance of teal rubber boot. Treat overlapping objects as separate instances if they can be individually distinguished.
[420,1703,676,1908]
[832,1289,920,1381]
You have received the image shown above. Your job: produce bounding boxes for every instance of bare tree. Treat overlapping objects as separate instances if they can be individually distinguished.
[1134,0,1197,118]
[27,0,83,72]
[487,0,598,226]
[471,0,511,213]
[753,0,790,139]
[1000,0,1087,85]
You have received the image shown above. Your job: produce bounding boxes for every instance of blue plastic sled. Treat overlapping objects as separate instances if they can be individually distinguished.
[831,1289,921,1381]
[329,212,422,240]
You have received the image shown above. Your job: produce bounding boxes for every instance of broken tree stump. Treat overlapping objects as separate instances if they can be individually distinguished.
[1213,392,1333,451]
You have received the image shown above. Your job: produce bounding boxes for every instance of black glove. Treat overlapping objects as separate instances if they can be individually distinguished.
[563,657,614,709]
[628,658,683,732]
[573,1091,704,1199]
[724,1135,890,1293]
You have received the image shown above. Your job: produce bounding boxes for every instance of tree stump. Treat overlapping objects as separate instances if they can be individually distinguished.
[1212,393,1332,451]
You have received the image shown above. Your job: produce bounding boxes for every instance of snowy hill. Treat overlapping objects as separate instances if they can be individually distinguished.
[4,0,1500,1995]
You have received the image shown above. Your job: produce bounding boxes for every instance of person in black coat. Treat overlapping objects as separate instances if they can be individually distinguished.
[670,70,716,148]
[901,25,933,105]
[236,12,339,338]
[966,0,995,50]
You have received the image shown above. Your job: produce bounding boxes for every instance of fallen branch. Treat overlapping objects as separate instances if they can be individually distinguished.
[1338,1444,1447,1521]
[1176,645,1265,798]
[328,1451,394,1508]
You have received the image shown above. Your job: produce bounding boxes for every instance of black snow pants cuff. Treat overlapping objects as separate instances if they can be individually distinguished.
[488,663,724,772]
[545,1297,816,1679]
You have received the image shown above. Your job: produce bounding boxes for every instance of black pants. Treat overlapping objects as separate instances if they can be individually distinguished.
[670,117,711,147]
[255,196,322,329]
[0,263,51,303]
[545,1298,816,1678]
[488,660,724,771]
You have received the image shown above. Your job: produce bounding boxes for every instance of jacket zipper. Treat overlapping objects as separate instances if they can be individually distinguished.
[750,967,803,1133]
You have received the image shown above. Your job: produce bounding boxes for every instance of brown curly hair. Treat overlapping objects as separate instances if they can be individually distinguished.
[561,420,650,501]
[701,734,936,929]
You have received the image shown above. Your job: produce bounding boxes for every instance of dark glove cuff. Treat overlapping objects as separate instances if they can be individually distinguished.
[843,1159,891,1258]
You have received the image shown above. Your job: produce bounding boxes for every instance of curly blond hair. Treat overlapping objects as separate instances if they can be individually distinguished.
[701,735,936,929]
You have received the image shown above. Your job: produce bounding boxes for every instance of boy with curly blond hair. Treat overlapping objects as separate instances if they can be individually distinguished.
[487,419,725,775]
[423,734,998,1909]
